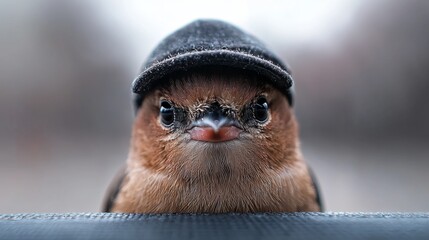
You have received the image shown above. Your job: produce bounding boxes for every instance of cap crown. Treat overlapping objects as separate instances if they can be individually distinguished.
[133,19,294,108]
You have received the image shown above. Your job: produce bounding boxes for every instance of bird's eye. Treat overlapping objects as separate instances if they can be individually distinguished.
[160,100,174,126]
[253,97,269,123]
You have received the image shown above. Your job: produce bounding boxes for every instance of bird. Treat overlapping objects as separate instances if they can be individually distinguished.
[102,20,322,213]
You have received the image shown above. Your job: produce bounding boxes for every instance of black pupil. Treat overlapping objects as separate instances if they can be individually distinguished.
[253,98,269,122]
[160,101,174,125]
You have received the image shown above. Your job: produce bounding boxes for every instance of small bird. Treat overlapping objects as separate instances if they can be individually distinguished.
[103,20,322,213]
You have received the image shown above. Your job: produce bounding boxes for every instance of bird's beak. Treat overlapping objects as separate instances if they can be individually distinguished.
[188,107,241,142]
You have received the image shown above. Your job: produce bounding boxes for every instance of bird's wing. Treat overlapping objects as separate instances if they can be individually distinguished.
[101,166,127,212]
[307,166,324,211]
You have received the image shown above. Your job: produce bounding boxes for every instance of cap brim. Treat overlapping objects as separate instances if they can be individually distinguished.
[132,49,293,98]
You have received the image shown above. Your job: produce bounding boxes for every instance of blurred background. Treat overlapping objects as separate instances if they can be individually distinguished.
[1,0,428,213]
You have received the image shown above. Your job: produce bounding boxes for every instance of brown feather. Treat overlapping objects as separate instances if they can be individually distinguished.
[101,165,127,212]
[110,68,320,213]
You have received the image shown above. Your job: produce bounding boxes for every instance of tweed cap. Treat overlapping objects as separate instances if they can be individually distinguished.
[132,19,294,108]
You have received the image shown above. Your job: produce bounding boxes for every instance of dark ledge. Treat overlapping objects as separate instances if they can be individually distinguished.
[1,212,429,240]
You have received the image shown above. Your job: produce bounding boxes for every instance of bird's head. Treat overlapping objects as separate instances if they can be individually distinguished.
[129,68,300,181]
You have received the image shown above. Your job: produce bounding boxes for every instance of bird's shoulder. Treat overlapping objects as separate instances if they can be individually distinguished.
[102,166,127,212]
